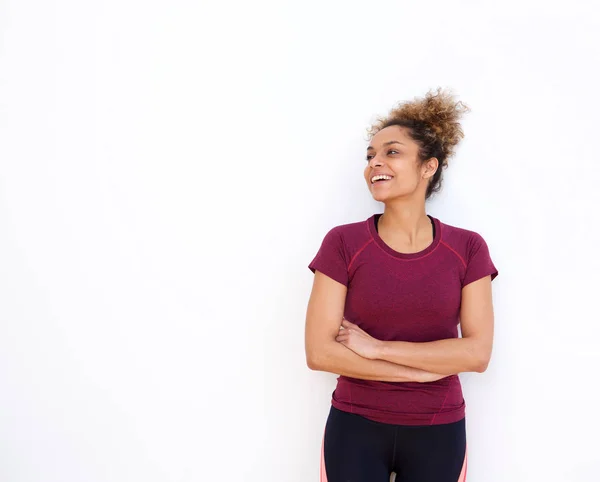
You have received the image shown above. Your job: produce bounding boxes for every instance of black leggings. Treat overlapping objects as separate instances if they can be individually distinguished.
[321,406,467,482]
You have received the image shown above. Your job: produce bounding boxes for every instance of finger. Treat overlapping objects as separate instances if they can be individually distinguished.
[352,326,367,335]
[347,322,366,335]
[343,323,363,335]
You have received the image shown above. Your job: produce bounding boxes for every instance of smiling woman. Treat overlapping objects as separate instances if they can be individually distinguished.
[305,87,499,482]
[363,87,470,203]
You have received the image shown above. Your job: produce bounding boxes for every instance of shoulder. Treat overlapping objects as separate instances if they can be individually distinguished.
[312,217,373,260]
[308,217,372,286]
[439,219,492,263]
[440,219,487,244]
[438,218,498,284]
[324,218,370,240]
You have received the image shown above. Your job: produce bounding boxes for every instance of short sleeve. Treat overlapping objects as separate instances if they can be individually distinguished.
[308,227,349,287]
[462,232,499,288]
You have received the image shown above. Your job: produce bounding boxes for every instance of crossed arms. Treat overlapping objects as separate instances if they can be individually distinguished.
[305,270,495,383]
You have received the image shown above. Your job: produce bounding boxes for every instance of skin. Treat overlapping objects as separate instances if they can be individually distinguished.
[305,125,495,380]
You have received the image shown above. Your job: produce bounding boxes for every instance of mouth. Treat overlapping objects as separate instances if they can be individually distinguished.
[371,177,394,185]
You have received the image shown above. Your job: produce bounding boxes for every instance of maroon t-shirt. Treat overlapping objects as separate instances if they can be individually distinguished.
[308,213,499,425]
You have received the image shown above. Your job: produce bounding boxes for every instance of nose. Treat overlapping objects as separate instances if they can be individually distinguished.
[368,154,384,169]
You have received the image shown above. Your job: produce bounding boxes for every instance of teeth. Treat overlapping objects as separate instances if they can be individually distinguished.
[371,174,393,183]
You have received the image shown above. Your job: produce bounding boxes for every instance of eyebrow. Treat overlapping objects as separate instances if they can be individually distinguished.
[366,140,405,151]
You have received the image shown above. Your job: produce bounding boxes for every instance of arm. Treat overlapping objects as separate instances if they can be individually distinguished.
[374,275,495,375]
[305,270,448,383]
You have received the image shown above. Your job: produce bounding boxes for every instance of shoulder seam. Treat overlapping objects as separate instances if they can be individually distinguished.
[440,240,467,268]
[348,238,374,271]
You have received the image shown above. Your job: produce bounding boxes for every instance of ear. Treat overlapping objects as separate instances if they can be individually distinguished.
[422,157,439,179]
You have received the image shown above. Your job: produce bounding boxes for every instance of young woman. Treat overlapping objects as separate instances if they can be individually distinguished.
[305,87,499,482]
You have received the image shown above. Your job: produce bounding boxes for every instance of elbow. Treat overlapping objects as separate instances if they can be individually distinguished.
[473,353,491,373]
[306,349,326,371]
[467,339,492,373]
[306,354,321,370]
[306,339,337,371]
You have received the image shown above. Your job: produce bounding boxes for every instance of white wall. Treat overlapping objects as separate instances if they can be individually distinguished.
[1,1,599,481]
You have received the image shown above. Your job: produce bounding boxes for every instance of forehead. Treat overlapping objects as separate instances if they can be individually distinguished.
[367,125,415,150]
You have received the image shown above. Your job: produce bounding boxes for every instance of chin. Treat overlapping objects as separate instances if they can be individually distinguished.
[371,193,389,202]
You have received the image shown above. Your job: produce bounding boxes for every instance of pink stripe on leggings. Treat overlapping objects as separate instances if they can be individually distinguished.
[458,444,468,482]
[320,433,328,482]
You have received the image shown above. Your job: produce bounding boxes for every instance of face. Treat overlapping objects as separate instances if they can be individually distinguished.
[363,125,438,203]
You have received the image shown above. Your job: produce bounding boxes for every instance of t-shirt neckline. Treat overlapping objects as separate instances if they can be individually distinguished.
[367,213,442,260]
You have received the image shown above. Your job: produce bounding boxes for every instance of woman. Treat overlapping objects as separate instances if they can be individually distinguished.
[305,87,498,482]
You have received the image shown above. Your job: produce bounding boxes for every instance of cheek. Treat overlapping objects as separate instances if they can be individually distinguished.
[396,163,421,180]
[391,168,421,190]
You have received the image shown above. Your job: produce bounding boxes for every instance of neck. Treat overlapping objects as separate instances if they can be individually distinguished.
[379,205,432,244]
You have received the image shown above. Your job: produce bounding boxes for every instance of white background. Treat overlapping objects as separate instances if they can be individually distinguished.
[1,1,599,481]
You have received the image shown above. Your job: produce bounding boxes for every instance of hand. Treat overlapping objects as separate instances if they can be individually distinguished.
[336,318,383,360]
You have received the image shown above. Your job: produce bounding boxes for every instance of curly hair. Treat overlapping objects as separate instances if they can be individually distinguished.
[366,87,470,199]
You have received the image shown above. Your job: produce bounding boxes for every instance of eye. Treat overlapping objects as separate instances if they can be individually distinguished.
[365,150,399,161]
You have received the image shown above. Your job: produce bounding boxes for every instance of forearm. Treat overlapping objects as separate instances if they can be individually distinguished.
[309,341,448,383]
[376,337,487,375]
